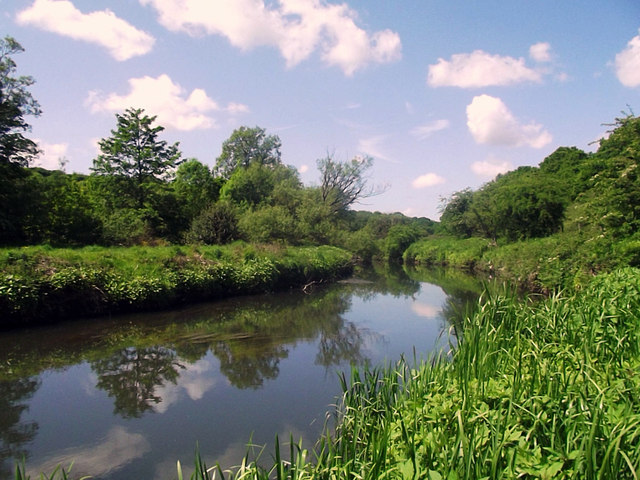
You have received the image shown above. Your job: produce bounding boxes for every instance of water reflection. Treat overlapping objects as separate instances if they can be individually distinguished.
[0,265,485,477]
[27,426,150,479]
[0,378,40,479]
[92,347,185,418]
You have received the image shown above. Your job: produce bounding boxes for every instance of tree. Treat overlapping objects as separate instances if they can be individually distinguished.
[92,108,181,208]
[0,36,41,168]
[214,126,282,180]
[317,154,382,214]
[173,159,223,220]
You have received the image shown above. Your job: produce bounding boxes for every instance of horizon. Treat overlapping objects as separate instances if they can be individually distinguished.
[2,0,639,220]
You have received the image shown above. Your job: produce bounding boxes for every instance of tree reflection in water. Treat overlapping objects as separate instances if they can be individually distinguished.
[92,347,185,418]
[0,377,40,478]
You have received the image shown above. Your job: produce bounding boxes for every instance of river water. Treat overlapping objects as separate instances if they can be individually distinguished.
[0,266,482,480]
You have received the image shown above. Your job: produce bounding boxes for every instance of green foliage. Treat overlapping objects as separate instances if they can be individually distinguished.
[214,126,282,180]
[91,108,182,209]
[383,224,424,262]
[187,201,239,245]
[173,159,222,220]
[404,236,491,270]
[239,205,298,244]
[0,244,353,326]
[0,36,41,168]
[317,154,381,214]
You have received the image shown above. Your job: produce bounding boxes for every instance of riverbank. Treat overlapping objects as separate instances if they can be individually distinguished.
[0,243,353,328]
[173,267,639,479]
[403,231,639,293]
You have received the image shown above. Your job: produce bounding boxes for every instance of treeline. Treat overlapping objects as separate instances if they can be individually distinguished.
[408,112,640,290]
[0,117,434,260]
[0,36,433,259]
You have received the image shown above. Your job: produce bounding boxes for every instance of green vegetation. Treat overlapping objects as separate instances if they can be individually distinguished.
[4,34,640,480]
[406,112,640,293]
[0,244,352,327]
[32,267,638,479]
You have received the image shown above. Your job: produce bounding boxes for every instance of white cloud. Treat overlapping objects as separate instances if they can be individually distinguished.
[412,302,440,318]
[16,0,154,61]
[529,42,551,62]
[86,74,248,131]
[471,156,513,179]
[139,0,401,75]
[412,173,445,189]
[410,119,450,140]
[27,426,150,479]
[33,140,69,169]
[427,49,541,88]
[615,29,640,87]
[358,135,393,162]
[466,94,552,148]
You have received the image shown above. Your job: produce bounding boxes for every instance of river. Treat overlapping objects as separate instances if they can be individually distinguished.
[0,265,482,479]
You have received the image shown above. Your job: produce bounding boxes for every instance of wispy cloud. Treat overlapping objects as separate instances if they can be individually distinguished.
[17,0,154,60]
[139,0,401,75]
[358,135,394,162]
[466,94,551,148]
[410,119,450,140]
[86,74,248,131]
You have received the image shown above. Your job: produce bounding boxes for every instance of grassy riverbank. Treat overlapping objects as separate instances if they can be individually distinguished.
[175,267,639,479]
[0,243,353,328]
[403,230,640,293]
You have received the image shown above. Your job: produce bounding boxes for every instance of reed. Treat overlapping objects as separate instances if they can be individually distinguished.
[16,268,640,479]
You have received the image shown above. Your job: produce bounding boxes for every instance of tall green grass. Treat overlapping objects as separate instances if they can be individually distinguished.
[15,268,640,479]
[184,267,639,479]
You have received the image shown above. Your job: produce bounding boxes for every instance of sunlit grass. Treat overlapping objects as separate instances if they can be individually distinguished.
[14,267,640,479]
[0,244,353,327]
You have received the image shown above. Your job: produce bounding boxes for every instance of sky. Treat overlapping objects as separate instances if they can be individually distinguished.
[2,0,640,220]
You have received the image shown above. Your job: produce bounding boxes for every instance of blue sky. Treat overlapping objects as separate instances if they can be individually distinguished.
[2,0,639,219]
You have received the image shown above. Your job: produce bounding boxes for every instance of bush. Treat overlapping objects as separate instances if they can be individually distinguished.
[187,202,239,245]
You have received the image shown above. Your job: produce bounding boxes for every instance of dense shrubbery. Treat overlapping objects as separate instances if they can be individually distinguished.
[407,113,640,292]
[0,244,353,327]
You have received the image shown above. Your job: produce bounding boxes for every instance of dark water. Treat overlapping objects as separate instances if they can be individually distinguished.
[0,266,482,480]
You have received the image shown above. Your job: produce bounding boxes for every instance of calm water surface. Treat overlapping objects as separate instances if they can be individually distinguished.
[0,266,482,480]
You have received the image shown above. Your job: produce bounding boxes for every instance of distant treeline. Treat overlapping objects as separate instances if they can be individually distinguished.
[407,112,640,292]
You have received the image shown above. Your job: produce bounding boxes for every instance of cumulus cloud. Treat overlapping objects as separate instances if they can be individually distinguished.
[33,140,69,170]
[86,74,248,130]
[471,156,513,179]
[615,29,640,87]
[427,49,541,88]
[466,94,552,148]
[16,0,154,61]
[412,173,445,189]
[529,42,552,62]
[139,0,401,75]
[410,119,450,140]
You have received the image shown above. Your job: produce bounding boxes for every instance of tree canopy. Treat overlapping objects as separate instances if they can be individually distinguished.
[317,154,382,214]
[0,36,40,168]
[92,108,181,208]
[214,126,282,180]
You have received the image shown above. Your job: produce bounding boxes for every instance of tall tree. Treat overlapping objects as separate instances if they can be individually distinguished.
[317,154,382,214]
[92,108,181,208]
[214,126,282,180]
[0,36,40,168]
